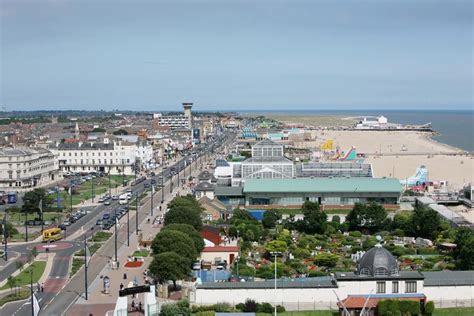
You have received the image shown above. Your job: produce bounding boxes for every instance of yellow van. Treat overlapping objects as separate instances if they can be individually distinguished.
[42,228,62,242]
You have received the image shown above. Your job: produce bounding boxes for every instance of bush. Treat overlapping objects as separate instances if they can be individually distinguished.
[257,302,273,313]
[308,270,328,277]
[424,301,435,314]
[349,231,362,237]
[235,303,245,311]
[214,303,232,312]
[243,299,258,312]
[277,305,286,312]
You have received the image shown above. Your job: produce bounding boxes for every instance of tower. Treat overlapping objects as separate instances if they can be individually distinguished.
[182,102,193,128]
[74,122,80,140]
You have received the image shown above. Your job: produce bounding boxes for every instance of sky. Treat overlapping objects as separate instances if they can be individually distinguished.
[1,0,472,111]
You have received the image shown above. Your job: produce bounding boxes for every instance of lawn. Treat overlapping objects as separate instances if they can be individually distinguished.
[91,231,113,242]
[0,261,46,290]
[132,249,150,257]
[75,243,101,257]
[434,307,474,316]
[0,289,30,307]
[70,257,85,277]
[11,232,38,242]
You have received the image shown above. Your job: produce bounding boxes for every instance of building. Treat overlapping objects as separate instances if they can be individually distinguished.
[0,147,58,190]
[194,244,474,310]
[240,139,294,180]
[296,162,373,178]
[50,138,143,176]
[153,103,194,129]
[243,177,403,207]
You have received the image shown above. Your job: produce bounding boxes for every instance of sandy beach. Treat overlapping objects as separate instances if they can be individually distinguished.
[313,130,472,189]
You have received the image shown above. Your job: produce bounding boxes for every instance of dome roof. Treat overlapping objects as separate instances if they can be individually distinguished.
[195,181,215,191]
[357,245,399,277]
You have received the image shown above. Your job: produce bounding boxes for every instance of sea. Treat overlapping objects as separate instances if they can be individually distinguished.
[239,110,474,152]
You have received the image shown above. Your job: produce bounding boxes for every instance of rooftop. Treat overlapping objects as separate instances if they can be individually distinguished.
[197,276,337,289]
[0,147,51,157]
[422,271,474,286]
[243,177,403,193]
[335,271,423,281]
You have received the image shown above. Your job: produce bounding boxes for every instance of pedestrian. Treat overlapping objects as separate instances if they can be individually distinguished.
[123,272,127,279]
[138,301,142,312]
[41,283,44,292]
[131,300,135,310]
[120,283,124,290]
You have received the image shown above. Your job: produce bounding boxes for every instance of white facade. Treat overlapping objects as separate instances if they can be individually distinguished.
[0,147,58,191]
[50,139,138,176]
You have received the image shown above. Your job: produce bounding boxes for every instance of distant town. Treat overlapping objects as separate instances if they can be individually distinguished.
[0,105,472,316]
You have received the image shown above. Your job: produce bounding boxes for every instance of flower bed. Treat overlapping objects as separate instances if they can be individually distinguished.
[124,260,143,268]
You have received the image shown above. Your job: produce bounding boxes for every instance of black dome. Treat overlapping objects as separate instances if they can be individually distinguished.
[357,245,399,277]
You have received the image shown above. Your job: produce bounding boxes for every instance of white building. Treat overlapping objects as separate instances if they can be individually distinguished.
[193,245,474,310]
[240,139,294,180]
[50,138,144,176]
[0,147,58,191]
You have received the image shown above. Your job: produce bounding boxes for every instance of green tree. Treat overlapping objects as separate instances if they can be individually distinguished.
[21,188,53,217]
[264,240,287,254]
[346,202,387,233]
[457,236,474,270]
[262,209,279,229]
[151,230,197,260]
[0,221,18,237]
[164,204,203,231]
[113,128,129,135]
[161,223,205,253]
[31,247,38,259]
[149,252,191,290]
[231,209,254,223]
[453,227,473,259]
[411,205,441,240]
[298,201,327,234]
[314,252,339,267]
[391,213,412,234]
[7,276,16,293]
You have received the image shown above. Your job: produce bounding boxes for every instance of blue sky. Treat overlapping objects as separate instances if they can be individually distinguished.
[1,0,472,111]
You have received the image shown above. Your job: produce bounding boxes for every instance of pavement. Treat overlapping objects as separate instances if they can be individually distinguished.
[0,131,235,316]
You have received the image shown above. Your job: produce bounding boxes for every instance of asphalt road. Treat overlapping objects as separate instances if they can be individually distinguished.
[0,131,236,316]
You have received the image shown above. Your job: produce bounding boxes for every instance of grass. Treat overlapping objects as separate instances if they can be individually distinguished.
[10,232,38,242]
[91,231,112,242]
[75,243,101,257]
[0,289,30,307]
[132,249,150,257]
[434,307,474,316]
[70,257,85,277]
[0,261,46,290]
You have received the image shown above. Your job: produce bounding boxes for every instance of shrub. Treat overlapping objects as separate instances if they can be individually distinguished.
[243,299,258,312]
[214,303,232,312]
[235,303,245,311]
[424,301,435,314]
[308,270,328,277]
[276,305,286,312]
[349,231,362,237]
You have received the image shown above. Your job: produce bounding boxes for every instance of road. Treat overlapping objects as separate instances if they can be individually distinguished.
[0,130,236,316]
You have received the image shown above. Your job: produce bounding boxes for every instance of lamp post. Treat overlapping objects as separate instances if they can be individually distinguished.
[29,269,34,316]
[114,208,117,264]
[84,233,88,300]
[127,201,130,246]
[150,180,154,217]
[270,251,282,316]
[135,193,139,235]
[91,175,95,203]
[3,213,7,261]
[170,173,173,194]
[108,167,112,198]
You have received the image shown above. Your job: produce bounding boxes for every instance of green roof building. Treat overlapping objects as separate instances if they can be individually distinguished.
[243,177,402,207]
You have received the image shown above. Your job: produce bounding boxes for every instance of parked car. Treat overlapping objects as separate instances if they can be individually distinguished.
[104,200,111,205]
[96,219,103,226]
[112,195,119,200]
[63,220,71,226]
[102,213,110,220]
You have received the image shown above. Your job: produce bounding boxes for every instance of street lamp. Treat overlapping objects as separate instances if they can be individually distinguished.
[150,179,154,217]
[29,269,34,316]
[127,200,130,246]
[270,251,282,316]
[135,193,139,235]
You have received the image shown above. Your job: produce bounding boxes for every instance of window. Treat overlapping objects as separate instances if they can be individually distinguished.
[374,268,388,276]
[406,281,417,293]
[392,281,399,293]
[376,282,386,293]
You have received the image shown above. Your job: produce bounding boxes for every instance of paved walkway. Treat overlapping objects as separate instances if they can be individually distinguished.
[68,154,210,315]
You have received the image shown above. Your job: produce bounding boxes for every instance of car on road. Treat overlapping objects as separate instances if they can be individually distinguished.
[96,219,103,226]
[112,195,119,200]
[104,200,111,205]
[62,220,71,227]
[98,197,105,203]
[103,213,110,220]
[144,183,150,188]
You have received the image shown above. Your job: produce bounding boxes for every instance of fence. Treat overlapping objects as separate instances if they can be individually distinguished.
[192,299,474,311]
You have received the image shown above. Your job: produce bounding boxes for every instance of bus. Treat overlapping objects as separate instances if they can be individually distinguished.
[42,228,62,242]
[119,194,128,205]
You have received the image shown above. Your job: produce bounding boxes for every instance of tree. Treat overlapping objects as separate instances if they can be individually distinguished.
[164,206,202,231]
[391,213,412,235]
[7,276,16,293]
[0,221,18,237]
[231,209,254,223]
[21,188,53,217]
[149,252,191,290]
[151,230,197,260]
[113,128,129,135]
[453,227,473,259]
[264,240,287,254]
[346,202,387,233]
[314,252,339,267]
[456,236,474,270]
[162,224,205,253]
[92,127,106,133]
[31,247,38,259]
[262,209,279,229]
[15,260,24,271]
[411,205,441,240]
[298,201,327,234]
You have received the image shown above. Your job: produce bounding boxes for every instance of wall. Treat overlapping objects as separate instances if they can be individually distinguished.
[424,285,474,307]
[200,251,238,264]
